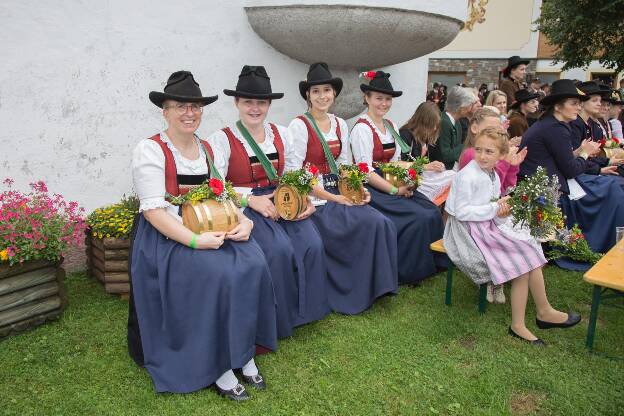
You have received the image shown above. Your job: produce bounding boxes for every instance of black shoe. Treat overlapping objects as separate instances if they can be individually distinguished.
[536,311,581,329]
[214,383,250,401]
[241,373,266,390]
[508,326,546,346]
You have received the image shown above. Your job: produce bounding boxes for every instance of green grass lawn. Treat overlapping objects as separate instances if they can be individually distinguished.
[1,267,622,416]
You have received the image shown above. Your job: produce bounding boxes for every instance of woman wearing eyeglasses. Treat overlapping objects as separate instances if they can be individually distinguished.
[127,71,277,400]
[208,65,330,335]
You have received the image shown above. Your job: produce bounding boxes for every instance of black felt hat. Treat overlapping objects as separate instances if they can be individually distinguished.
[607,91,624,105]
[510,88,541,109]
[360,71,402,97]
[577,81,603,97]
[149,71,218,108]
[298,62,343,99]
[597,83,614,99]
[502,56,530,77]
[541,79,589,106]
[223,65,284,100]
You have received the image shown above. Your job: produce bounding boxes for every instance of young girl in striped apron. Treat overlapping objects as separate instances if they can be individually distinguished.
[445,127,581,346]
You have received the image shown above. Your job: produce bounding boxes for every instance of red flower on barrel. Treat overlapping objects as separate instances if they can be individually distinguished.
[307,164,319,176]
[408,168,418,180]
[209,178,224,196]
[357,162,369,174]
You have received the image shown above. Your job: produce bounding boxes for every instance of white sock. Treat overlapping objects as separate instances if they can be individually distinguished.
[215,369,238,390]
[242,358,259,377]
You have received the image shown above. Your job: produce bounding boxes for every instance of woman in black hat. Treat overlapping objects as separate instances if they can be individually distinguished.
[499,56,530,111]
[128,71,277,399]
[208,65,330,333]
[507,89,540,138]
[285,63,398,315]
[520,79,624,266]
[350,71,444,285]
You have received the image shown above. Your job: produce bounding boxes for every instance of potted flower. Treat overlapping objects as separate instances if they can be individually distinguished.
[275,164,318,220]
[0,178,86,338]
[338,162,369,204]
[85,195,138,295]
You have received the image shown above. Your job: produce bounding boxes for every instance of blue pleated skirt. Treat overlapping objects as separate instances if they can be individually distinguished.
[367,185,445,284]
[130,215,278,393]
[311,185,398,314]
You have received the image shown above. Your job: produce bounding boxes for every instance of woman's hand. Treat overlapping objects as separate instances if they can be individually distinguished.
[509,136,522,147]
[600,166,619,175]
[361,188,371,205]
[294,197,316,220]
[424,161,446,172]
[505,146,528,166]
[332,194,355,206]
[247,192,279,220]
[195,232,226,249]
[226,219,253,241]
[496,196,511,217]
[609,156,624,166]
[397,185,413,198]
[580,139,601,157]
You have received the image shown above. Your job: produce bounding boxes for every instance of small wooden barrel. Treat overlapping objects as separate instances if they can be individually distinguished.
[181,199,239,233]
[383,173,405,188]
[274,184,307,220]
[338,179,365,204]
[599,147,623,159]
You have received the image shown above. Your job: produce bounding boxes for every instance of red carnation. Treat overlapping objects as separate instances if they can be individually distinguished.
[599,138,607,147]
[408,168,417,180]
[613,137,621,144]
[357,162,369,174]
[308,165,319,176]
[209,178,224,196]
[366,71,377,80]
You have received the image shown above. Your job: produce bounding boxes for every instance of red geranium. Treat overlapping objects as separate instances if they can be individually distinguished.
[357,162,369,174]
[308,164,319,176]
[408,168,417,180]
[209,178,224,196]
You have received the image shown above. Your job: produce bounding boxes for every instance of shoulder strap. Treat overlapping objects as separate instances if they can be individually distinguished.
[303,112,339,174]
[198,139,223,180]
[383,119,411,154]
[236,121,278,181]
[148,134,179,196]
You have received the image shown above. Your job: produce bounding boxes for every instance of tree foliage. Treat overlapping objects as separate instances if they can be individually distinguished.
[535,0,624,75]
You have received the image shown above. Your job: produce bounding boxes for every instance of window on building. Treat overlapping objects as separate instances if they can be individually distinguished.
[534,72,560,86]
[427,72,467,89]
[590,72,616,87]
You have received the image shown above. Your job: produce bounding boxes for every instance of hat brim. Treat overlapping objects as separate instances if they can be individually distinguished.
[360,84,402,98]
[223,89,284,100]
[510,92,541,109]
[149,92,218,108]
[540,93,589,106]
[298,78,343,99]
[502,59,531,76]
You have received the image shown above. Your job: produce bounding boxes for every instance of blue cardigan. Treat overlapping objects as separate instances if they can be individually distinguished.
[519,115,590,194]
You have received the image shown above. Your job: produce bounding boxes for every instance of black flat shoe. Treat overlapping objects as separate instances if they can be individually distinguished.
[214,383,250,401]
[508,326,546,346]
[536,311,581,329]
[241,373,266,390]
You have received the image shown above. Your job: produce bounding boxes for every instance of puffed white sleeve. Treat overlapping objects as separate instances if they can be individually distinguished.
[206,129,231,180]
[335,117,353,166]
[350,123,375,171]
[389,120,402,162]
[132,139,171,212]
[448,174,498,221]
[285,118,309,171]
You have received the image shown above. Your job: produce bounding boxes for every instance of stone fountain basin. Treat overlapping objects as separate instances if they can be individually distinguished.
[244,0,465,68]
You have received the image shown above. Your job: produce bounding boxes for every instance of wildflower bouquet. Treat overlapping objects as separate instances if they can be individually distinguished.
[279,164,319,195]
[339,162,369,191]
[508,166,564,239]
[548,224,603,264]
[0,179,86,266]
[87,194,139,239]
[376,161,419,188]
[168,178,237,206]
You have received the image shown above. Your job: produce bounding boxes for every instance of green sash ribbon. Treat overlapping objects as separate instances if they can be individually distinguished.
[304,112,339,175]
[383,119,411,154]
[236,120,278,181]
[194,134,222,180]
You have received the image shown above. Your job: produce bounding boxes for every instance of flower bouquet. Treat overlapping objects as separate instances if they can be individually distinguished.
[376,161,419,188]
[508,167,564,240]
[275,164,318,220]
[338,162,369,204]
[598,136,623,159]
[169,178,240,233]
[548,224,603,264]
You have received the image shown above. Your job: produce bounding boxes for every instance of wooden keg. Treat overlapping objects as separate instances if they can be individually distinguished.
[599,147,623,159]
[274,184,307,220]
[338,179,365,204]
[382,161,412,188]
[181,199,239,233]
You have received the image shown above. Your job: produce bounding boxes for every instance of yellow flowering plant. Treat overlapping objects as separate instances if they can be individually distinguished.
[87,195,139,239]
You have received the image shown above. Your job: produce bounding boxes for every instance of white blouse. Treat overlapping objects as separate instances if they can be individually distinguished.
[132,132,209,221]
[350,113,401,171]
[286,113,352,171]
[445,160,500,221]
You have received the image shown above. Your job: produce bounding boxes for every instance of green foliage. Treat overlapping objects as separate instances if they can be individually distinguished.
[167,179,237,206]
[535,0,624,74]
[278,168,318,195]
[87,195,138,240]
[339,164,369,191]
[548,224,604,264]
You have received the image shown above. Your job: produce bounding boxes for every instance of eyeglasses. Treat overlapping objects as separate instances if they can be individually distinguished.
[164,103,203,114]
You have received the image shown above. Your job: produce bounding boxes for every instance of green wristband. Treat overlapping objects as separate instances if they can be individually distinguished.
[189,233,197,249]
[389,186,398,195]
[241,194,248,208]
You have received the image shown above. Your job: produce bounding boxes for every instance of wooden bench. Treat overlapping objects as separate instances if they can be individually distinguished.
[430,239,487,314]
[583,239,624,352]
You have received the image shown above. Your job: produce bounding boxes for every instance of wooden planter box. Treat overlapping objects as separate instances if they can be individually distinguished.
[0,259,67,339]
[85,230,130,295]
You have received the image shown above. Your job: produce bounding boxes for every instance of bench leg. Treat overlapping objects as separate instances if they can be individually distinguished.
[478,284,487,314]
[445,263,454,306]
[586,285,602,351]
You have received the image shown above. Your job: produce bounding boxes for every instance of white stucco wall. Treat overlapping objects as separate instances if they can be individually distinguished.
[0,0,435,211]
